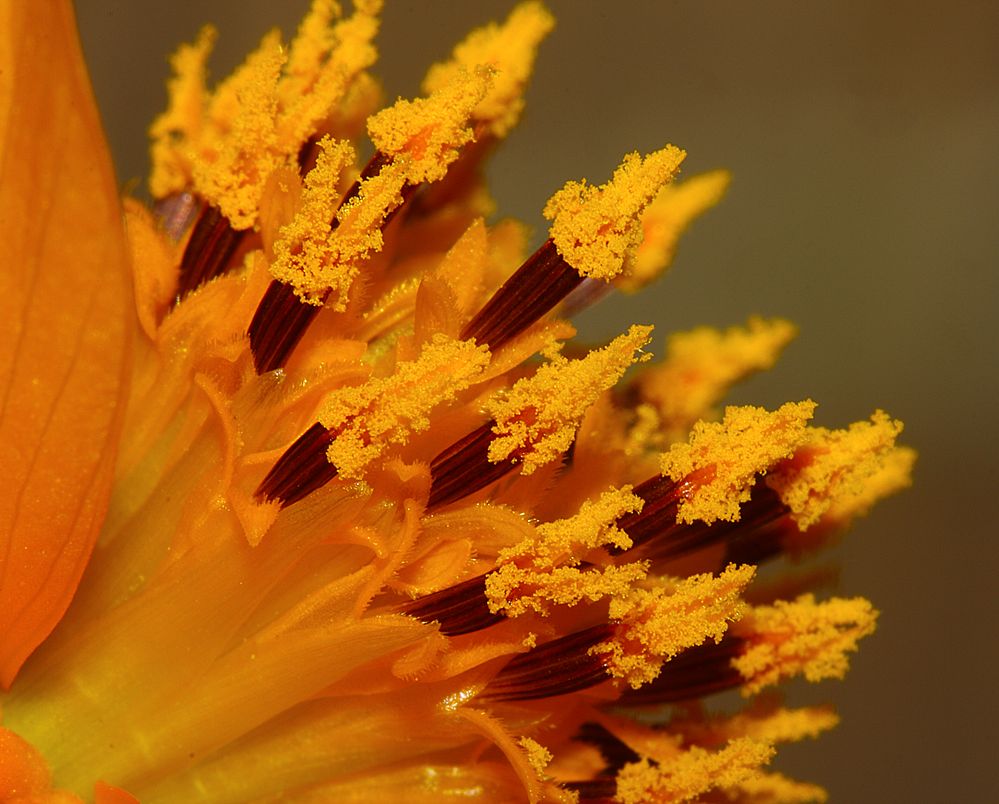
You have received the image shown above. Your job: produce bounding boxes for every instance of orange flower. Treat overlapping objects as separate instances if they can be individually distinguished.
[0,2,913,801]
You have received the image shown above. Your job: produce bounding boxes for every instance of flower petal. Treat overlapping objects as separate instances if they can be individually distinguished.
[0,0,131,688]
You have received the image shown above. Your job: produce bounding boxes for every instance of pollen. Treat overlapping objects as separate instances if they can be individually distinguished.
[623,168,732,292]
[767,410,907,529]
[318,334,490,479]
[543,146,686,281]
[148,25,216,199]
[269,137,412,308]
[659,401,816,524]
[421,0,556,138]
[732,595,879,695]
[486,487,648,617]
[595,563,756,688]
[615,737,775,804]
[150,0,382,226]
[486,324,654,473]
[189,31,286,230]
[639,317,799,438]
[367,68,492,185]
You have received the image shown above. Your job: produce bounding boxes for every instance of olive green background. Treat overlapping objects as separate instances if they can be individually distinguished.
[75,1,999,800]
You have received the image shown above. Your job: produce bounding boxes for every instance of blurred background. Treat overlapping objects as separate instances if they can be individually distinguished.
[76,1,998,800]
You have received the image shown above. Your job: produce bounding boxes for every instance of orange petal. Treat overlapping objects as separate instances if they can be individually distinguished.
[0,0,132,687]
[94,781,140,804]
[0,727,82,802]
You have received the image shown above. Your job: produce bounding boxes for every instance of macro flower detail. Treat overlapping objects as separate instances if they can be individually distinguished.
[0,2,914,803]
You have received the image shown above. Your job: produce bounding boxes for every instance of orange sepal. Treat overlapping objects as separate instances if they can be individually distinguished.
[0,0,132,687]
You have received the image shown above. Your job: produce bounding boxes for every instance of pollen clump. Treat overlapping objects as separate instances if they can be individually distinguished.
[595,563,756,688]
[486,487,647,616]
[767,410,907,529]
[615,737,775,804]
[319,334,490,479]
[622,169,732,292]
[191,31,285,229]
[660,401,816,524]
[368,68,492,185]
[732,595,879,695]
[148,25,216,199]
[486,325,654,473]
[269,136,359,305]
[422,1,556,138]
[544,146,686,280]
[150,0,382,224]
[639,317,799,437]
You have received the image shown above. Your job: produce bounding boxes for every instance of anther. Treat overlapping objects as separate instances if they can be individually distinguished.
[254,422,338,507]
[616,636,746,706]
[399,573,505,636]
[426,421,517,511]
[175,204,243,300]
[460,239,582,351]
[478,624,614,702]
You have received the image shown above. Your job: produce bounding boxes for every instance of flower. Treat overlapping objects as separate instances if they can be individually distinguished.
[0,1,915,801]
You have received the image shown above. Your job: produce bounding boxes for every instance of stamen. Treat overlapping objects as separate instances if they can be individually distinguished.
[564,779,618,801]
[249,280,322,374]
[460,238,583,350]
[399,573,504,636]
[175,204,243,300]
[478,624,614,702]
[573,722,641,774]
[616,637,746,706]
[427,421,515,510]
[254,422,337,507]
[249,148,390,374]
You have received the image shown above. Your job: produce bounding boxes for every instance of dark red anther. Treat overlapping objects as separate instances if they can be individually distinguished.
[574,722,641,774]
[426,421,517,511]
[249,281,322,374]
[248,151,408,375]
[639,483,790,563]
[478,624,614,702]
[461,239,583,351]
[616,636,746,706]
[563,779,618,802]
[176,204,243,300]
[399,573,505,635]
[611,473,687,554]
[255,422,338,507]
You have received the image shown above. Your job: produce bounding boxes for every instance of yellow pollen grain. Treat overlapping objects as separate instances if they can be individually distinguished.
[500,486,643,566]
[659,401,816,525]
[486,325,654,474]
[367,68,493,185]
[675,702,839,747]
[732,595,879,695]
[824,444,916,525]
[543,146,686,281]
[148,25,216,198]
[639,317,798,437]
[191,31,286,229]
[621,169,732,292]
[270,136,357,305]
[487,487,646,616]
[595,563,755,689]
[615,738,774,804]
[766,410,907,530]
[517,736,554,779]
[733,773,830,804]
[319,334,490,479]
[277,0,383,147]
[421,1,555,138]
